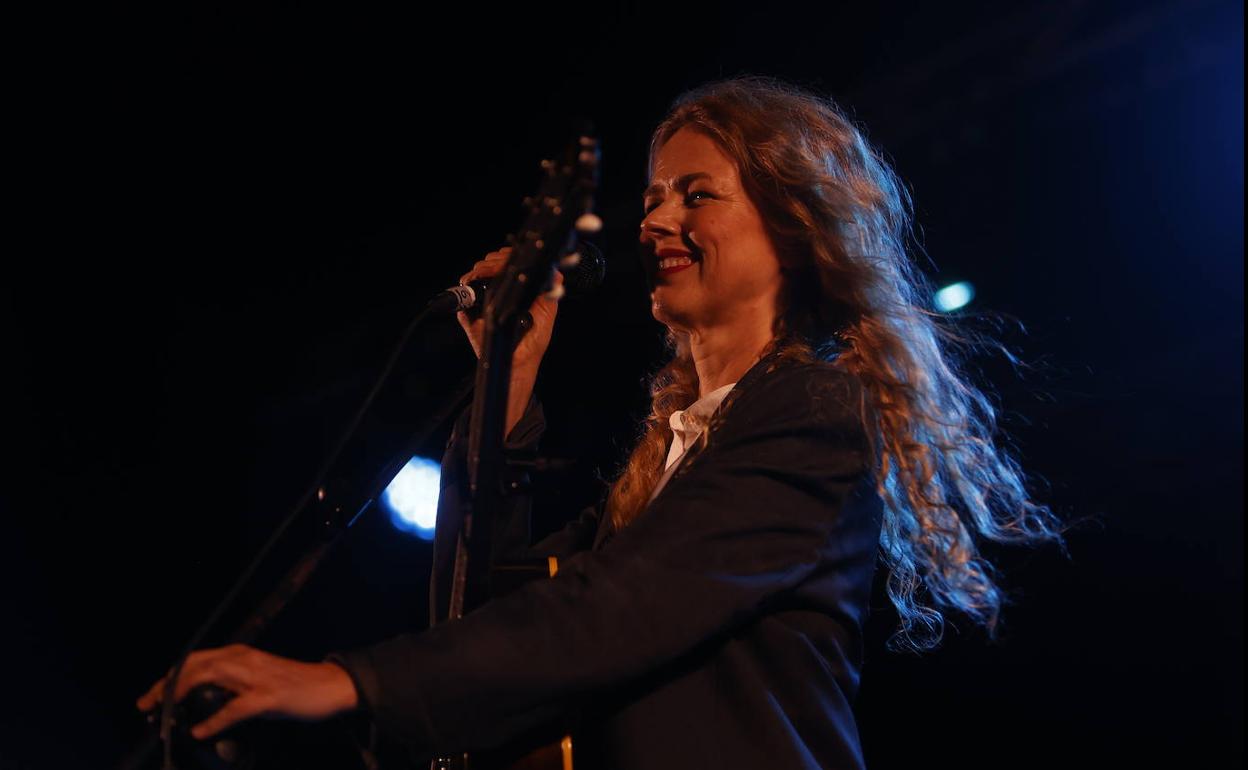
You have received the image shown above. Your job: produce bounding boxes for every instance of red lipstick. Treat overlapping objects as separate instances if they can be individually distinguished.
[655,247,696,279]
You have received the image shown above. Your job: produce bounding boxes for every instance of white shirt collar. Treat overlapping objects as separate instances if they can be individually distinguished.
[664,382,737,471]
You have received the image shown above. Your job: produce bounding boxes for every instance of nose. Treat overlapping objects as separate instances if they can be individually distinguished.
[640,201,680,245]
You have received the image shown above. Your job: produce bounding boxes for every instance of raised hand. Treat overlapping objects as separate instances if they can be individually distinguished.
[457,247,564,436]
[456,246,564,374]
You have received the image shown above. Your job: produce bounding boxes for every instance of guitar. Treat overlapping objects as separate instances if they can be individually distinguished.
[430,124,601,770]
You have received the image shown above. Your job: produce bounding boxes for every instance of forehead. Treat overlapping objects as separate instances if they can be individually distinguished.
[649,127,739,187]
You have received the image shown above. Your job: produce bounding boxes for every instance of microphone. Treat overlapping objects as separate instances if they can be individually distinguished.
[427,242,606,315]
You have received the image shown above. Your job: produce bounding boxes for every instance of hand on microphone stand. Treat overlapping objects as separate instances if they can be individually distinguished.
[135,645,360,742]
[456,246,564,438]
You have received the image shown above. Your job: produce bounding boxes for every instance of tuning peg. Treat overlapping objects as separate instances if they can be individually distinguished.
[575,213,603,234]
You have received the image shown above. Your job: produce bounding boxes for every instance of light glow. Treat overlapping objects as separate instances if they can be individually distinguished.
[934,281,975,312]
[381,456,440,539]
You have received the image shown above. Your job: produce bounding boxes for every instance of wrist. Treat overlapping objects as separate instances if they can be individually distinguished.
[512,362,540,382]
[319,661,361,714]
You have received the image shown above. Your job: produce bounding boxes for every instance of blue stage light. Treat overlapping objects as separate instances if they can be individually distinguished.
[934,281,975,313]
[381,456,441,539]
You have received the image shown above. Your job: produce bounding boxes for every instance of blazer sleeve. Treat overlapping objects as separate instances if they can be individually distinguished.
[428,394,603,624]
[330,364,875,757]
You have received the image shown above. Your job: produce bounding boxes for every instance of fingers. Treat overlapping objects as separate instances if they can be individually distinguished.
[134,646,356,742]
[457,246,569,303]
[137,662,171,711]
[545,267,565,298]
[136,644,252,712]
[136,681,161,712]
[458,247,512,285]
[532,270,564,320]
[190,692,270,740]
[454,247,566,368]
[456,310,483,359]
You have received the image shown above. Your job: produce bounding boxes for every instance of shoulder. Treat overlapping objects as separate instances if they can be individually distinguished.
[714,358,869,449]
[768,358,863,408]
[733,358,864,422]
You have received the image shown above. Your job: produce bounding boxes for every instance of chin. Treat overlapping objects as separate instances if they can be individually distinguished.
[652,286,715,333]
[651,282,691,306]
[650,294,690,330]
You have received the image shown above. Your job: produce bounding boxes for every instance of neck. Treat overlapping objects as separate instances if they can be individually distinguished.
[687,315,776,400]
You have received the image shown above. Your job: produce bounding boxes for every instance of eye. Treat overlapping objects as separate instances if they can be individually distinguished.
[642,190,713,215]
[685,190,714,205]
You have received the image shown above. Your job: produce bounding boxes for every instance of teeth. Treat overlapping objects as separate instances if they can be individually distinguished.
[658,256,693,269]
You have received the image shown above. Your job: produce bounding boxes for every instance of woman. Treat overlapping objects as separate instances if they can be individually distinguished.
[138,77,1062,768]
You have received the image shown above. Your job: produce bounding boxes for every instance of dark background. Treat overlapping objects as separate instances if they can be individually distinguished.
[3,1,1242,768]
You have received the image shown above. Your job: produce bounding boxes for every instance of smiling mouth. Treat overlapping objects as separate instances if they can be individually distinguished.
[658,254,694,270]
[654,249,699,279]
[657,261,695,279]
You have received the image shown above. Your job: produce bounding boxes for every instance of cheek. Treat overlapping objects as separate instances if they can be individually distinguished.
[687,216,725,274]
[698,217,773,283]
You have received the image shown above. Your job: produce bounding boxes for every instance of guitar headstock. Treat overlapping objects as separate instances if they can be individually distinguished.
[521,125,601,238]
[489,125,602,321]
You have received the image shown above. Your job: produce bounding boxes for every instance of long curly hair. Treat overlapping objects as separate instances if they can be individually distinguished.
[604,76,1064,652]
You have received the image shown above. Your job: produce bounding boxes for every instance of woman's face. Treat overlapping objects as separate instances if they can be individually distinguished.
[640,127,784,335]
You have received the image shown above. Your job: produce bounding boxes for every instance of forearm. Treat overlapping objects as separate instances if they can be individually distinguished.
[505,365,539,440]
[431,377,548,624]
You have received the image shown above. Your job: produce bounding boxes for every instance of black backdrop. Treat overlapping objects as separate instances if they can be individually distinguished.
[4,2,1242,768]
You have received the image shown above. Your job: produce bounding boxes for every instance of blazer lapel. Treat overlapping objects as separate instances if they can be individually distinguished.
[646,348,788,505]
[593,347,794,551]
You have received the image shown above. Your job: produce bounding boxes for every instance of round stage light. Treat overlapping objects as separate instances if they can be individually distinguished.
[934,281,975,313]
[381,456,440,539]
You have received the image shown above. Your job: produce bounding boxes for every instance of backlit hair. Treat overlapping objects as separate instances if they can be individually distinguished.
[605,76,1064,651]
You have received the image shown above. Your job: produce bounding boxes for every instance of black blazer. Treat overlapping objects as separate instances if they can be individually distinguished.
[331,350,884,769]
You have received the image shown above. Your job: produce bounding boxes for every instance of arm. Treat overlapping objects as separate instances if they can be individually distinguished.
[334,365,878,756]
[430,389,604,624]
[429,387,541,626]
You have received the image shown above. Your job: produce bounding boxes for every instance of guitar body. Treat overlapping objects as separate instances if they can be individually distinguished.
[438,557,572,770]
[428,558,573,770]
[462,735,573,770]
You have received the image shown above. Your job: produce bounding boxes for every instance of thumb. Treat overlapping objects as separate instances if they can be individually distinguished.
[531,270,563,318]
[543,269,565,302]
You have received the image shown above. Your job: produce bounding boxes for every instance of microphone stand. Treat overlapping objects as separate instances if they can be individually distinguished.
[121,307,475,770]
[122,126,599,770]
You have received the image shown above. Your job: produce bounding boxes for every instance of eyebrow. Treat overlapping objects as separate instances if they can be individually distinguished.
[642,172,713,201]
